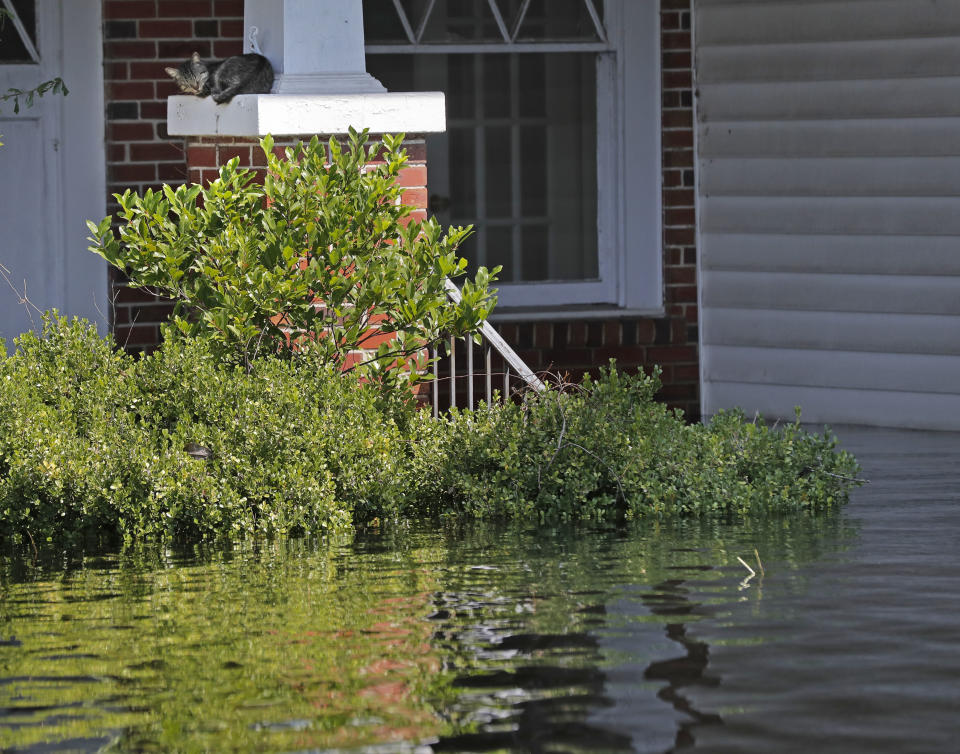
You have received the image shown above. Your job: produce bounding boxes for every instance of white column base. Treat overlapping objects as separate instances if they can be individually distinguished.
[273,72,387,95]
[167,92,446,137]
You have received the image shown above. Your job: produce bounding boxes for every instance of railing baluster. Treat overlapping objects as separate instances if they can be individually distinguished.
[466,337,474,409]
[432,345,439,418]
[485,345,492,406]
[431,278,543,415]
[442,279,545,393]
[449,335,456,409]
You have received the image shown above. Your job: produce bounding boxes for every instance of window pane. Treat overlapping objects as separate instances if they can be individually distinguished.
[516,0,603,41]
[363,0,410,44]
[367,51,598,284]
[485,226,514,282]
[0,0,37,63]
[420,0,504,43]
[485,125,512,218]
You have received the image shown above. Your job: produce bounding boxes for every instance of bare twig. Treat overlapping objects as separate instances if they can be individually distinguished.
[0,262,43,330]
[560,439,630,506]
[817,469,867,484]
[24,528,39,563]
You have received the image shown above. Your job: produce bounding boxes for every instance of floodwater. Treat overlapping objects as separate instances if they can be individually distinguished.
[1,427,959,753]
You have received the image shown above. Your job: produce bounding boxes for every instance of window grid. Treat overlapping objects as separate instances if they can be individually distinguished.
[372,0,609,49]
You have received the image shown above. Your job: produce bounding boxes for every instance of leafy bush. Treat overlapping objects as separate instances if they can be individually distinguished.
[408,364,862,521]
[87,129,497,389]
[0,315,417,548]
[0,319,861,549]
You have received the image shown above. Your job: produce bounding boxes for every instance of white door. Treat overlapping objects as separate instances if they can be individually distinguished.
[0,0,105,350]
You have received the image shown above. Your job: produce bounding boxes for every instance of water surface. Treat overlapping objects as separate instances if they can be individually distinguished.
[2,427,958,753]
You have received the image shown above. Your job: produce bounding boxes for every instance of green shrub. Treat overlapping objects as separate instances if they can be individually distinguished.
[0,320,861,548]
[409,363,861,521]
[87,129,497,391]
[0,315,417,547]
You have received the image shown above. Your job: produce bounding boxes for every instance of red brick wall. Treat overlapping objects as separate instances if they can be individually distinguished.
[103,0,244,351]
[101,0,698,416]
[183,134,428,219]
[493,1,699,419]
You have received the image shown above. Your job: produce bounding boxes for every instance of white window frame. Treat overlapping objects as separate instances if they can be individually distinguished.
[365,0,662,313]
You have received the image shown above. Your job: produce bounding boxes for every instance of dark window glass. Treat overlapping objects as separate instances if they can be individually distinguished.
[363,0,410,44]
[0,0,37,63]
[368,51,598,283]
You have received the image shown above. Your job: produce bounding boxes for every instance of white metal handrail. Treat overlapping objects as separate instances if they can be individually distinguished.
[433,278,545,416]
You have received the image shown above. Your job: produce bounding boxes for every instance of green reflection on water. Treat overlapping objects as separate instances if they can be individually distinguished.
[1,536,453,752]
[0,514,858,753]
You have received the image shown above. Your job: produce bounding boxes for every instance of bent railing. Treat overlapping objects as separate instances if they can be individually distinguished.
[432,278,546,417]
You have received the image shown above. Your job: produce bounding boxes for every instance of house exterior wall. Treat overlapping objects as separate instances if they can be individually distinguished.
[100,0,699,418]
[696,0,960,430]
[494,1,698,417]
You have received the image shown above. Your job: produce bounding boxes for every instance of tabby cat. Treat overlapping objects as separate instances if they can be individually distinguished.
[165,51,274,104]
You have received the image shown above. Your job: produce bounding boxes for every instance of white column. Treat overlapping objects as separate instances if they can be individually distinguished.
[169,0,445,136]
[244,0,386,94]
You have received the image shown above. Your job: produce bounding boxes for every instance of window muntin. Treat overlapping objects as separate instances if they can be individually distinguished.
[365,0,618,305]
[369,52,597,284]
[364,0,606,47]
[0,0,38,63]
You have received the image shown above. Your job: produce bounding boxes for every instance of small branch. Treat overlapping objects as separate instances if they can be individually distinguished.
[0,262,43,330]
[538,390,568,490]
[737,556,756,590]
[560,439,630,506]
[24,528,39,563]
[817,469,868,484]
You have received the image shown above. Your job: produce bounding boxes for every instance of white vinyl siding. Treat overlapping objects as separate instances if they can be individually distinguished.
[696,0,960,430]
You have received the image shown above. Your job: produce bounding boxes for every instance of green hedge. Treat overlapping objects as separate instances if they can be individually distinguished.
[0,316,861,548]
[0,315,412,546]
[408,367,861,521]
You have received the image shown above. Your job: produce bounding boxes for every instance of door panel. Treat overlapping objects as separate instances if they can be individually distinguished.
[0,0,105,350]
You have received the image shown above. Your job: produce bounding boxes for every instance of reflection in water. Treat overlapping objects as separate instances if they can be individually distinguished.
[642,577,722,751]
[0,514,865,753]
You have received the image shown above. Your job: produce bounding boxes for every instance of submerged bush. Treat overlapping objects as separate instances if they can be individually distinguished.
[408,364,861,521]
[0,318,861,549]
[0,315,414,547]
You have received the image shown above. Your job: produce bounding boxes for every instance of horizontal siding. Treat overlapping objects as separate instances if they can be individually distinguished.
[700,157,960,197]
[701,196,960,236]
[702,271,960,316]
[706,347,960,395]
[697,0,960,46]
[699,118,960,158]
[701,233,960,276]
[703,383,960,432]
[698,77,960,121]
[696,0,960,429]
[698,37,960,84]
[702,309,960,356]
